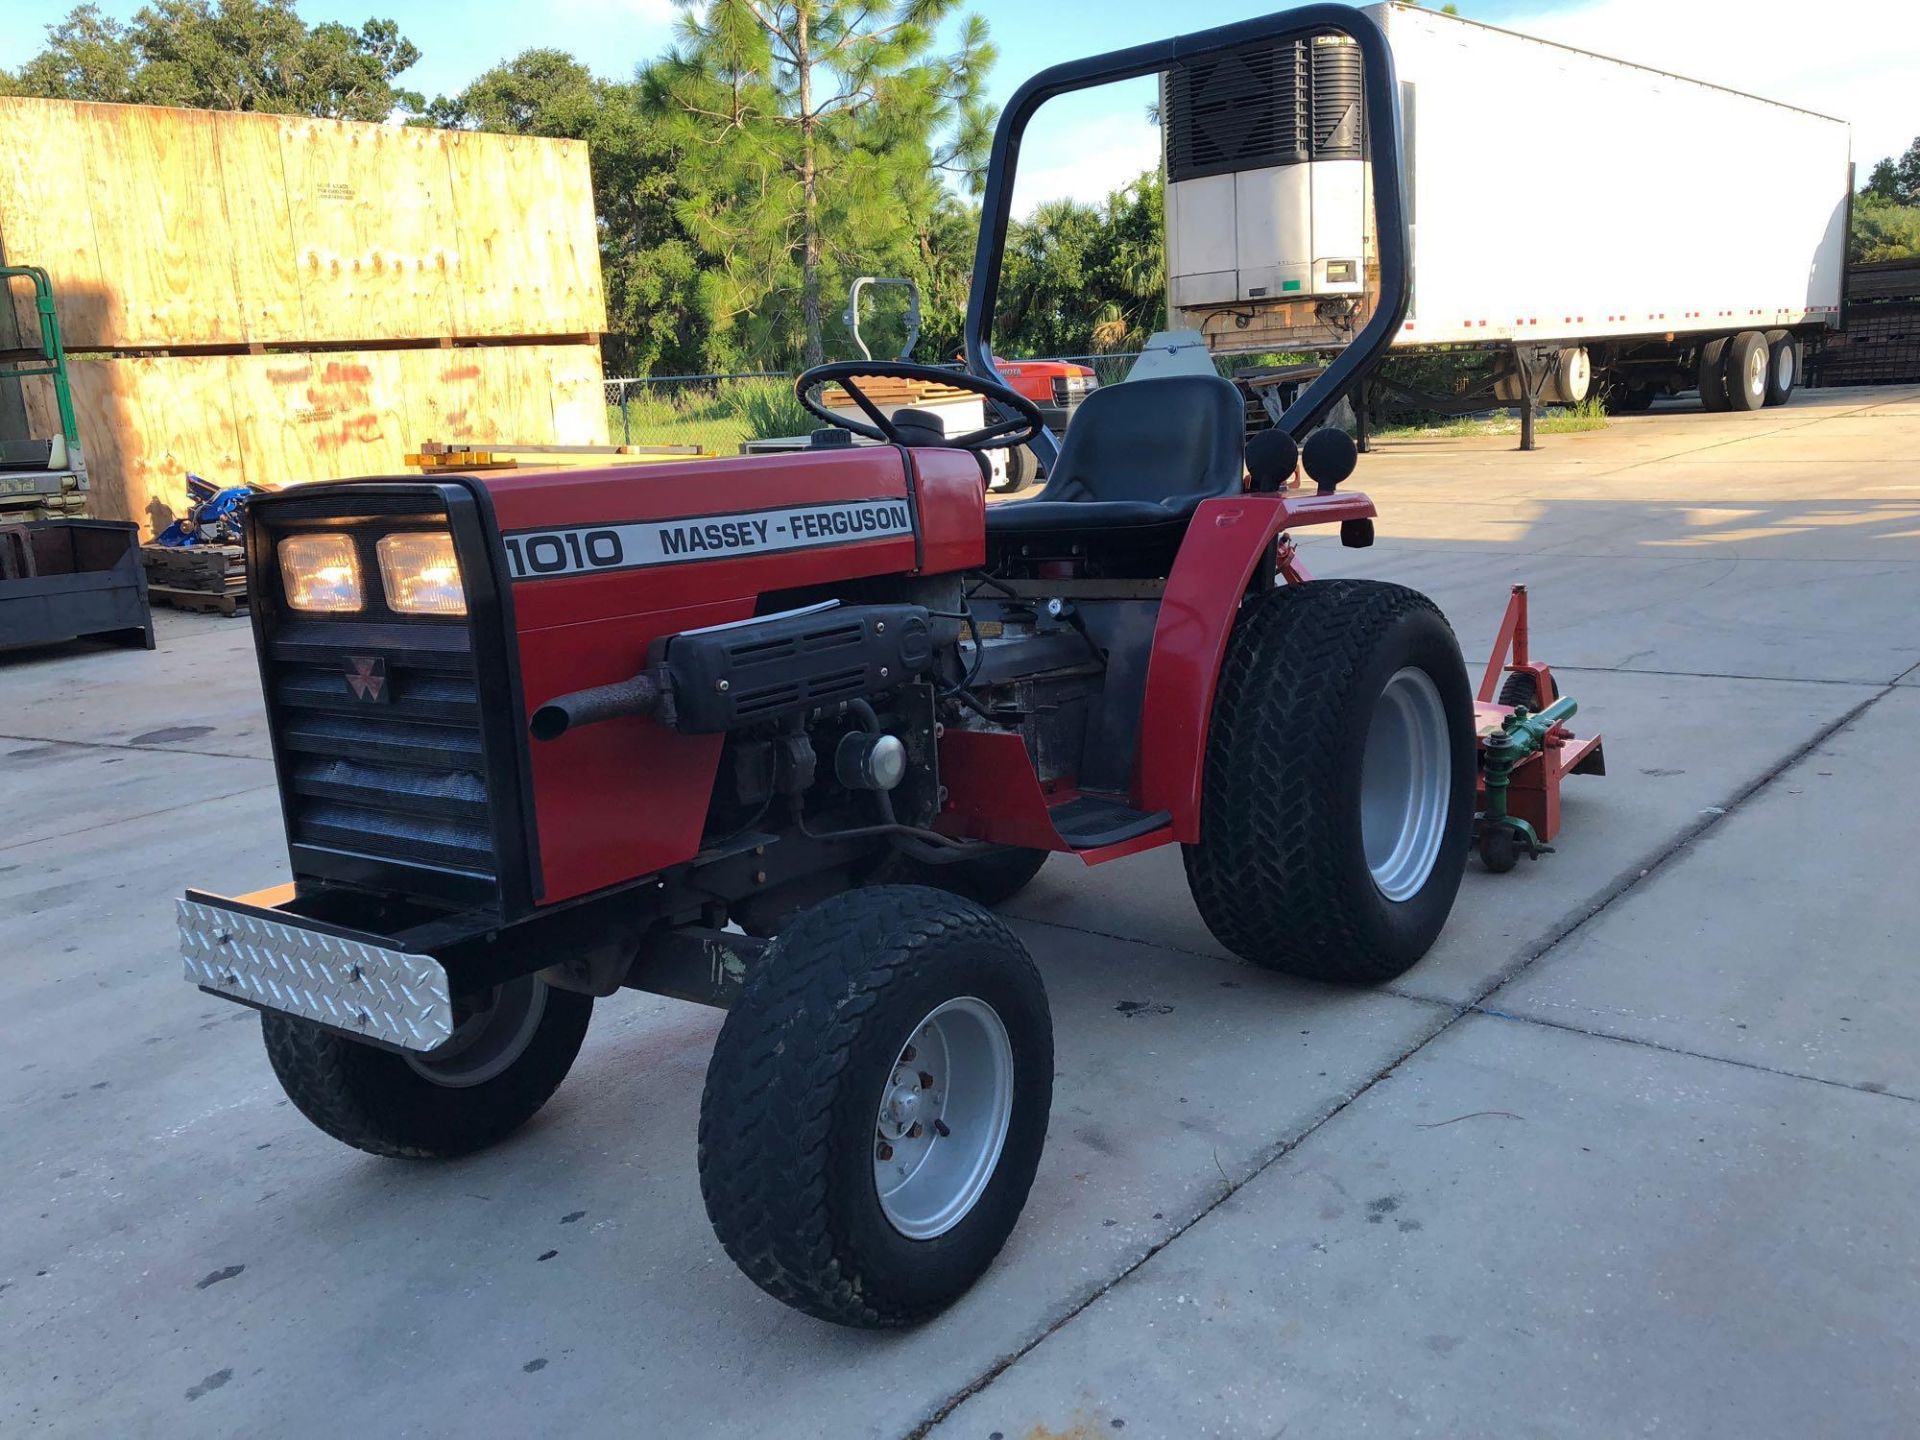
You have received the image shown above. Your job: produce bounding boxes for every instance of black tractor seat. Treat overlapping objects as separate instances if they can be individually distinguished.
[986,373,1246,537]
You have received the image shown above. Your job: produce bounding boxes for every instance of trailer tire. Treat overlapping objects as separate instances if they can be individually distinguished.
[1183,580,1476,984]
[699,886,1051,1328]
[991,445,1040,495]
[1764,330,1797,406]
[1725,331,1769,411]
[866,845,1050,907]
[1698,337,1732,412]
[261,976,592,1159]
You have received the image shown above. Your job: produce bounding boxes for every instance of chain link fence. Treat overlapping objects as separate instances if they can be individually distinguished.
[598,350,1327,449]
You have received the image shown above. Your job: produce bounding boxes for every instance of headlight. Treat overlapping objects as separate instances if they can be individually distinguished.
[377,531,467,616]
[279,533,363,613]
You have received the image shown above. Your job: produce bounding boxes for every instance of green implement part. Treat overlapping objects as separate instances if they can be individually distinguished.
[1479,694,1577,863]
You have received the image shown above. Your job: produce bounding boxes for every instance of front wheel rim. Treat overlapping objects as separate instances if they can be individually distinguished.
[1361,667,1453,903]
[405,976,547,1088]
[874,996,1014,1240]
[1747,344,1767,399]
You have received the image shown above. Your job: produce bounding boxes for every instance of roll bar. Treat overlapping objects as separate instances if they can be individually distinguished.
[961,3,1410,466]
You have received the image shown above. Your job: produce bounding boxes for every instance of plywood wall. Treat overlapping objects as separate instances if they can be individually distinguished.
[22,344,609,531]
[0,98,606,350]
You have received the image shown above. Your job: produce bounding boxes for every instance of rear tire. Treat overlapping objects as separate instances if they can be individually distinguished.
[1764,330,1797,406]
[262,977,592,1159]
[1698,337,1732,412]
[1183,580,1476,984]
[699,886,1052,1327]
[866,845,1049,907]
[1725,330,1769,411]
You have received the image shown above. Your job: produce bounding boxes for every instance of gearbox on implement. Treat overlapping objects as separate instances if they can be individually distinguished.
[177,2,1598,1330]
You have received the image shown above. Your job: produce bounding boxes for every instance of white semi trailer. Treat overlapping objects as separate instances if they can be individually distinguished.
[1162,3,1852,431]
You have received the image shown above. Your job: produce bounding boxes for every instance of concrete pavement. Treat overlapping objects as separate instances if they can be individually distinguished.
[2,386,1917,1437]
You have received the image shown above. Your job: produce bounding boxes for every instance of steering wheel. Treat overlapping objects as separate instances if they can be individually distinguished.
[796,360,1045,451]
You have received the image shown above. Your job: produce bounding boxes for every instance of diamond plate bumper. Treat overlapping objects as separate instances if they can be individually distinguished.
[178,897,455,1051]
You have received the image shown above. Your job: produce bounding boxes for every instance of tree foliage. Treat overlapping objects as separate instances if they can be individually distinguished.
[1854,138,1920,263]
[996,172,1166,358]
[425,52,709,375]
[1861,138,1920,207]
[3,0,423,121]
[642,0,995,367]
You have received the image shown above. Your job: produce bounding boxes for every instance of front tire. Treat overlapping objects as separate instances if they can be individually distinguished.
[699,886,1052,1327]
[1183,580,1476,984]
[262,976,592,1159]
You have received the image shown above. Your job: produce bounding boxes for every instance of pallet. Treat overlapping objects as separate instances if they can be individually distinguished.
[141,543,244,590]
[148,582,245,616]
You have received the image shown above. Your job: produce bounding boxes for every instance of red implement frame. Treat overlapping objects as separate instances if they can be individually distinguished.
[1475,585,1604,845]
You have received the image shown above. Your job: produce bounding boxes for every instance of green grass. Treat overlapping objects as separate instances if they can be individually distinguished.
[606,377,811,452]
[1371,395,1608,442]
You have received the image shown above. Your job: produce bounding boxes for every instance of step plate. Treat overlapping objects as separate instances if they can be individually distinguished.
[178,897,454,1051]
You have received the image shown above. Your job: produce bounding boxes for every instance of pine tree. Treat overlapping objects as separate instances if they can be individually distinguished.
[644,0,994,368]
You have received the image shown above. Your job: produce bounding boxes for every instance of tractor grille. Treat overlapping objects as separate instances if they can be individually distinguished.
[1164,34,1364,183]
[266,622,498,882]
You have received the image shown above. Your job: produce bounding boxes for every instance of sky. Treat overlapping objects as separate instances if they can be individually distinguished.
[2,0,1914,211]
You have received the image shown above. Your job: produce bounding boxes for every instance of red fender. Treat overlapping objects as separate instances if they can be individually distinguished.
[1135,490,1377,842]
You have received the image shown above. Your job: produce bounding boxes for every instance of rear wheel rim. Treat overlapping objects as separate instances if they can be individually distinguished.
[1361,667,1452,903]
[874,997,1014,1240]
[1775,343,1794,391]
[405,976,547,1088]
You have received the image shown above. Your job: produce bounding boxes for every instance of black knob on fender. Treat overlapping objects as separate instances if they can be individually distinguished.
[1302,428,1358,496]
[1245,429,1299,493]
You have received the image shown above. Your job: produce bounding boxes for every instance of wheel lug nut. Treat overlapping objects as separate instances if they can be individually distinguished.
[908,1123,923,1139]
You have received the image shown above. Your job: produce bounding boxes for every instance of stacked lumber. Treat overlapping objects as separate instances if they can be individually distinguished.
[141,543,246,616]
[0,97,611,533]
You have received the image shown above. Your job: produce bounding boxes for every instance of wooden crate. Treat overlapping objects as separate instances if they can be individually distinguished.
[21,343,609,528]
[0,98,606,350]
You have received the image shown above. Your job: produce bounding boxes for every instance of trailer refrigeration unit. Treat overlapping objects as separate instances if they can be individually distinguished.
[1162,2,1852,442]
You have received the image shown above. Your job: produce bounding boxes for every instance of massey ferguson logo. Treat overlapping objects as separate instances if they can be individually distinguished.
[344,655,389,703]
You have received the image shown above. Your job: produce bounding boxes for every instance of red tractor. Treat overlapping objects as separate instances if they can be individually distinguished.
[176,5,1591,1329]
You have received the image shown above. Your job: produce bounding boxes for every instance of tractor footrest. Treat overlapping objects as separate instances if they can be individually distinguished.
[1048,796,1171,850]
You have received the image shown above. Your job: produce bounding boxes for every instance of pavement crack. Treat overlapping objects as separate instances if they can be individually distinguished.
[1471,1005,1919,1104]
[906,661,1907,1438]
[1552,663,1889,688]
[899,1007,1455,1440]
[0,781,279,854]
[0,731,268,763]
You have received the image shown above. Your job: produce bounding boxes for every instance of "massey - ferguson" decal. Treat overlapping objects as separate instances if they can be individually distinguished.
[501,498,913,579]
